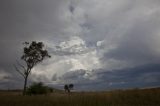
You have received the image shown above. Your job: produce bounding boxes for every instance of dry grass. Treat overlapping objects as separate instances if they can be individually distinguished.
[0,88,160,106]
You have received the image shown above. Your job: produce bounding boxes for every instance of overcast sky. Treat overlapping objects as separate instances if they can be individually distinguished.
[0,0,160,90]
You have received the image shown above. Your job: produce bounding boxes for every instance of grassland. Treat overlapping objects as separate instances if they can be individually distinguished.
[0,88,160,106]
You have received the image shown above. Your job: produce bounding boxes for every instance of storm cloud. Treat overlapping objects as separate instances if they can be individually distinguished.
[0,0,160,90]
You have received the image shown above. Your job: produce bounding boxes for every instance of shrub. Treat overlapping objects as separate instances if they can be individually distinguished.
[26,82,52,95]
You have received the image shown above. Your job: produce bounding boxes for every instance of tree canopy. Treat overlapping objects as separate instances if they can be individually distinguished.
[14,41,51,95]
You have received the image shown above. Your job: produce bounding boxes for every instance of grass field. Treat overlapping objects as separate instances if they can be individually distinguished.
[0,88,160,106]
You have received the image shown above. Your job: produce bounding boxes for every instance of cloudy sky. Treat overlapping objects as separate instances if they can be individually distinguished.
[0,0,160,91]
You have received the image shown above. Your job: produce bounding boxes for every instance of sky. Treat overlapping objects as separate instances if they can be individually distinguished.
[0,0,160,91]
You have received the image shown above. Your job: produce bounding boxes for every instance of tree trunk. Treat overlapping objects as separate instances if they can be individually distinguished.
[23,76,28,95]
[67,89,70,93]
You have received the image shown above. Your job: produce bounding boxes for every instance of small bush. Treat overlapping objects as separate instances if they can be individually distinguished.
[26,82,52,95]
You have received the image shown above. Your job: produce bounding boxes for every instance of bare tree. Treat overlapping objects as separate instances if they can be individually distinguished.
[14,41,51,95]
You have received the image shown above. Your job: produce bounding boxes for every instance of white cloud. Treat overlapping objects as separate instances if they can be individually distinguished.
[31,36,101,82]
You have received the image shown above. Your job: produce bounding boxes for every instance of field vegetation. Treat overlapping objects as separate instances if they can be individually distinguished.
[0,87,160,106]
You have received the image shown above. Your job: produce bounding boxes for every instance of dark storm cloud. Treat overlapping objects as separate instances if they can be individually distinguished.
[59,69,87,83]
[59,64,160,91]
[98,64,160,84]
[103,15,160,65]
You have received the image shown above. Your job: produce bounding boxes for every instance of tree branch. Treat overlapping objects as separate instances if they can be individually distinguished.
[16,60,27,71]
[13,64,25,78]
